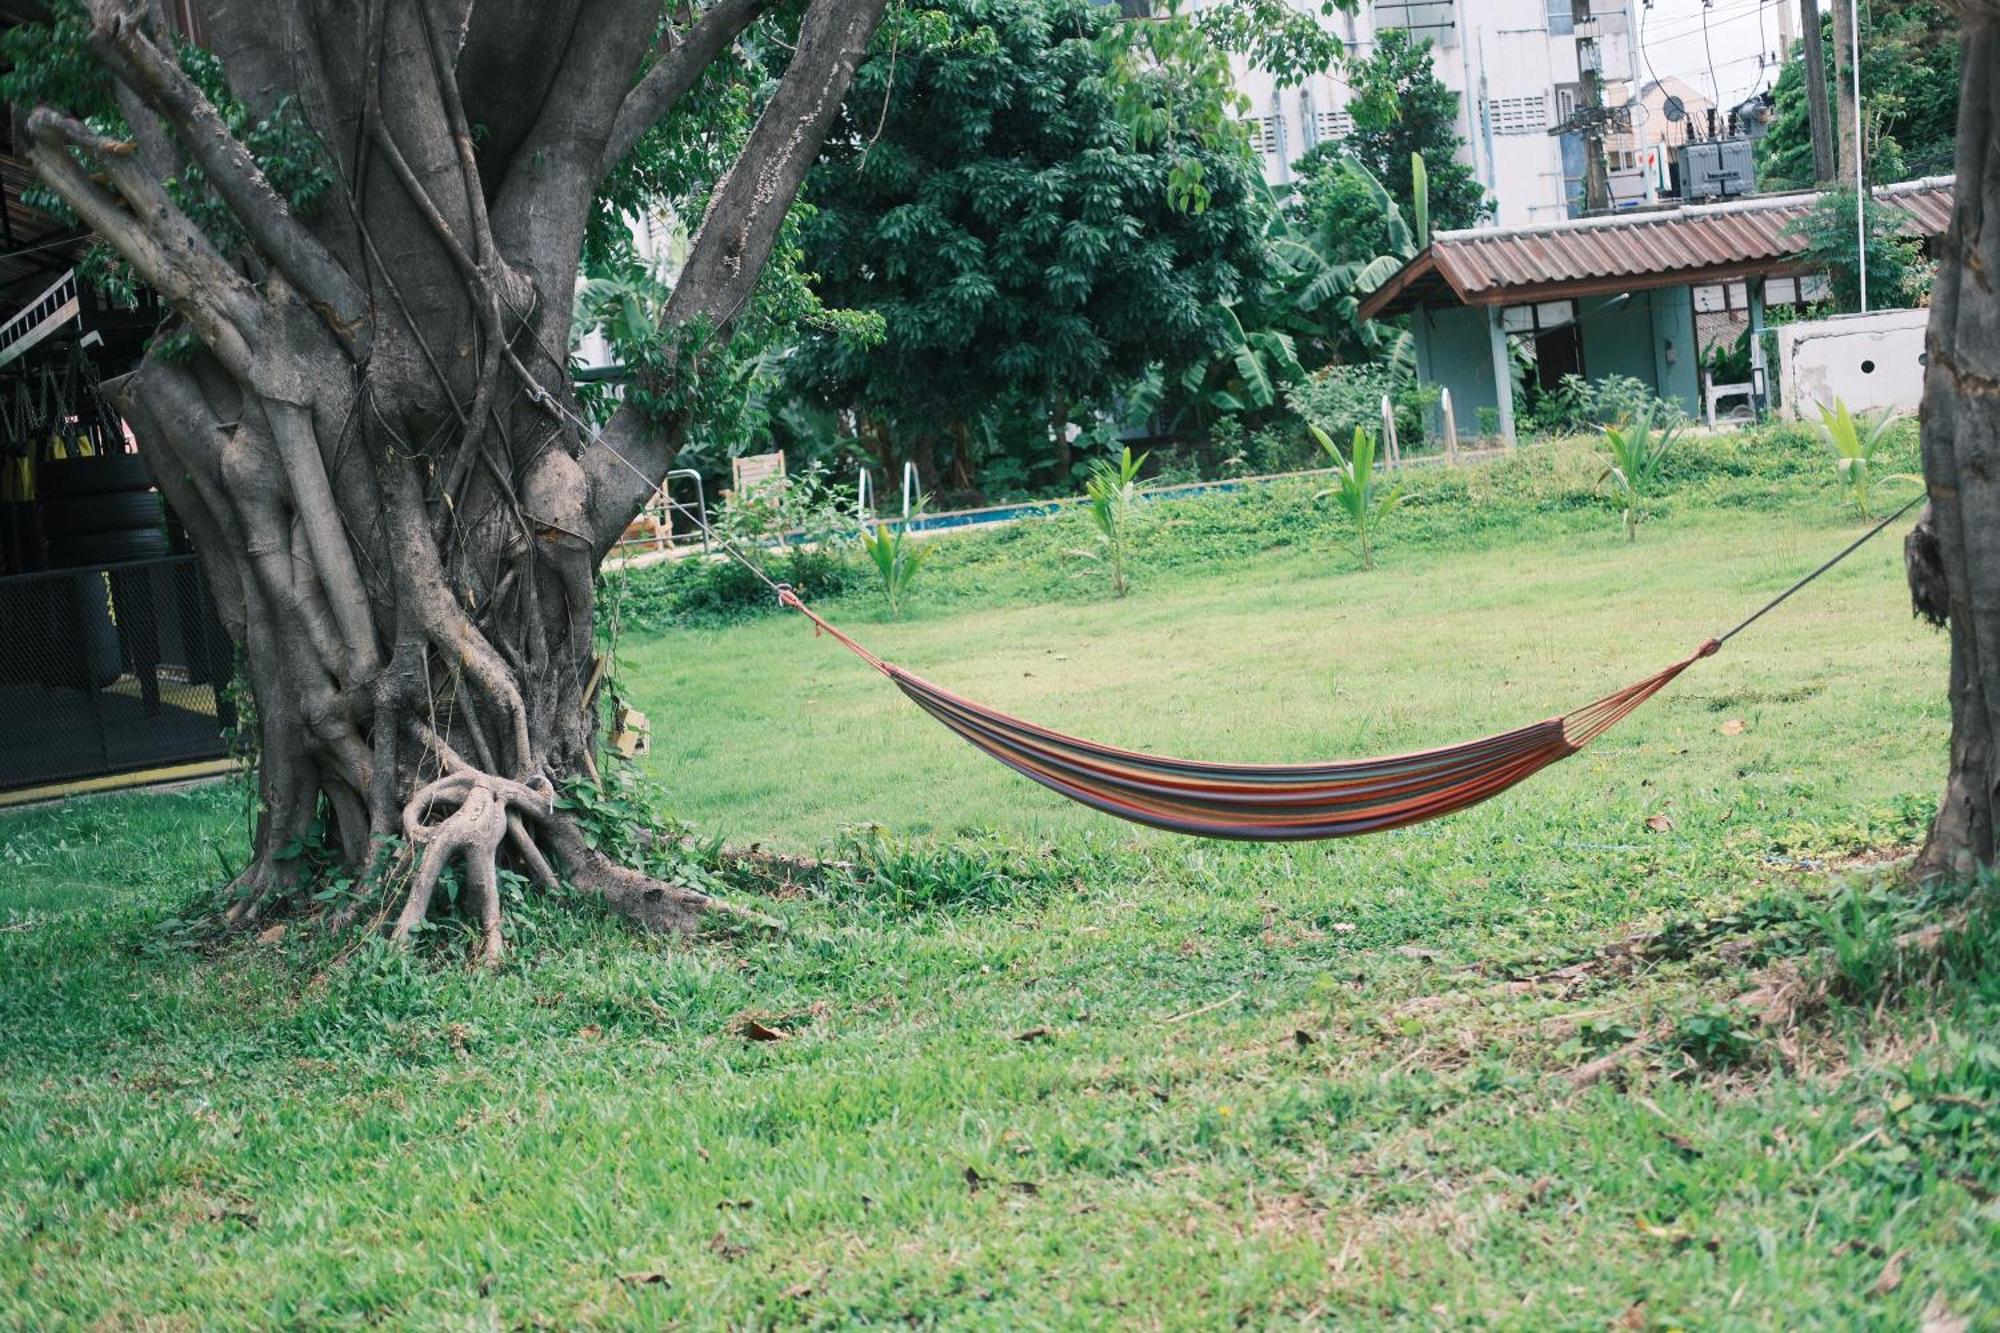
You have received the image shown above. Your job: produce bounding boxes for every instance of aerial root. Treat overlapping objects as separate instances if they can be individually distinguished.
[395,771,555,966]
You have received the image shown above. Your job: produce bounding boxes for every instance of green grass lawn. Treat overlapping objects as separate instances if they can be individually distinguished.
[4,433,1997,1328]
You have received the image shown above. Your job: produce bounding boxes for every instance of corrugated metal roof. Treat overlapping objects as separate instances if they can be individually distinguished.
[1358,176,1955,321]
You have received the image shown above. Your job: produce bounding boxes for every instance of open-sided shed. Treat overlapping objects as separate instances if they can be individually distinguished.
[1356,177,1955,441]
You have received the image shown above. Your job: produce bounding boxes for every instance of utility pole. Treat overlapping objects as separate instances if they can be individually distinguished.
[1798,0,1836,184]
[1829,0,1860,188]
[1552,0,1618,213]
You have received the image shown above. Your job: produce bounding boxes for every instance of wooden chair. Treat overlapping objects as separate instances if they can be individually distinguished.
[729,451,786,502]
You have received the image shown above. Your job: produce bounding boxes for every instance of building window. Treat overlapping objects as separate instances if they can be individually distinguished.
[1490,95,1550,135]
[1501,300,1578,334]
[1376,1,1457,47]
[1547,0,1575,35]
[1314,109,1355,142]
[1246,116,1280,158]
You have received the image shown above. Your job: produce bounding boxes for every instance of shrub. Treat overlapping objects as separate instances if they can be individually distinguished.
[1528,373,1686,438]
[1288,360,1437,455]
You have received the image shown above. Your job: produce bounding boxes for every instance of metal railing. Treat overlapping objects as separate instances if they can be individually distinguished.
[0,270,81,373]
[0,553,234,792]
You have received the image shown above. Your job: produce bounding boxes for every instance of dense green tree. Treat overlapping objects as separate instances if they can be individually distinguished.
[1331,28,1483,235]
[1759,1,1961,189]
[790,0,1269,491]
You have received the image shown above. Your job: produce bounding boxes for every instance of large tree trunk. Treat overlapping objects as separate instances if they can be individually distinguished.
[1907,7,1999,881]
[26,0,886,960]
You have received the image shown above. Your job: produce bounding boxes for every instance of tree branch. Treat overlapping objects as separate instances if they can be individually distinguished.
[24,108,262,374]
[598,0,779,177]
[581,0,890,549]
[86,0,370,348]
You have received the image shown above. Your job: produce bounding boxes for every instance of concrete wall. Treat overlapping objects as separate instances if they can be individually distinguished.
[1414,304,1503,437]
[1411,284,1702,437]
[1648,286,1701,416]
[1777,308,1930,419]
[1229,0,1634,227]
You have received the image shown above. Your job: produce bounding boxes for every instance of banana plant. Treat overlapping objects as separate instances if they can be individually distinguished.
[1311,423,1404,569]
[1815,399,1914,519]
[1600,411,1680,542]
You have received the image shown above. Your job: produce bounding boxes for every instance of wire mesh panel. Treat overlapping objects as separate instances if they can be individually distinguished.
[0,554,234,791]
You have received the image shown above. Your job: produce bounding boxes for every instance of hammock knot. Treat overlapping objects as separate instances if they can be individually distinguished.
[1696,638,1721,659]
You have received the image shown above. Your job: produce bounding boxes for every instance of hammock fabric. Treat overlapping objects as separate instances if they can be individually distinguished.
[777,587,1720,841]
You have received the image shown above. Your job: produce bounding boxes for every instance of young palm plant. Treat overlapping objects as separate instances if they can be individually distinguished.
[1311,423,1404,569]
[1080,447,1147,597]
[857,504,930,619]
[1815,399,1912,519]
[1599,410,1679,542]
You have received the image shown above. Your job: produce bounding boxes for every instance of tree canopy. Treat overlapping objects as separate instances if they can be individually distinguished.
[1758,0,1961,189]
[1317,28,1483,236]
[789,0,1269,487]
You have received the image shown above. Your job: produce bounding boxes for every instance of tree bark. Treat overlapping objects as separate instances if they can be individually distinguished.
[27,0,886,958]
[1829,0,1861,187]
[1798,0,1837,185]
[1908,7,1999,881]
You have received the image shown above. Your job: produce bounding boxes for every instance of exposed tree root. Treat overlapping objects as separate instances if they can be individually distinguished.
[545,819,786,936]
[396,772,554,966]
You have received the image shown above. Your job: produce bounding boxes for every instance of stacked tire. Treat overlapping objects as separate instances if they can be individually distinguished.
[34,454,166,693]
[35,454,168,569]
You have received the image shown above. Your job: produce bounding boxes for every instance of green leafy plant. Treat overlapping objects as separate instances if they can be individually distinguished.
[1599,410,1680,542]
[1310,423,1403,569]
[1669,1003,1758,1070]
[857,505,930,619]
[1080,447,1147,597]
[1815,399,1913,519]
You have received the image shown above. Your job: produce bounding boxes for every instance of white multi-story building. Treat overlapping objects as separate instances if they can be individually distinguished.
[1229,0,1638,227]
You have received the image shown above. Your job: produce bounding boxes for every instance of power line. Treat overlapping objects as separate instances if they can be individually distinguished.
[1700,1,1723,111]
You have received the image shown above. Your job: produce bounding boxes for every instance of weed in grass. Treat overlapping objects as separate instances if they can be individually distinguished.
[1669,1003,1760,1069]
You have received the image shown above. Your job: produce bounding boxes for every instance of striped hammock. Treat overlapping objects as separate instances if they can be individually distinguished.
[778,588,1718,841]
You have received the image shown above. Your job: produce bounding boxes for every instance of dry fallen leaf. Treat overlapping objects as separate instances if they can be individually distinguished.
[1014,1025,1052,1043]
[780,1282,814,1301]
[1645,814,1676,833]
[1292,1029,1316,1049]
[1720,718,1746,735]
[1615,1301,1647,1330]
[1920,1292,1969,1333]
[708,1231,749,1261]
[617,1270,670,1287]
[577,1024,603,1040]
[1872,1249,1907,1297]
[256,923,286,944]
[738,1019,788,1042]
